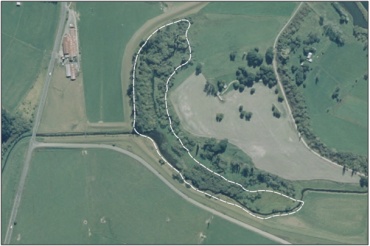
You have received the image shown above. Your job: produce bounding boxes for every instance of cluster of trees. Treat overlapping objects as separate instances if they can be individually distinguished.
[216,113,224,122]
[265,47,274,65]
[353,25,368,44]
[128,21,190,133]
[323,24,345,46]
[292,63,310,86]
[1,109,31,161]
[246,48,264,67]
[2,109,30,144]
[204,81,217,96]
[234,65,276,90]
[275,7,368,178]
[217,80,226,92]
[257,65,277,88]
[303,32,321,45]
[271,104,281,118]
[238,106,252,121]
[181,157,297,214]
[331,2,349,24]
[200,138,229,162]
[236,67,255,88]
[331,87,341,102]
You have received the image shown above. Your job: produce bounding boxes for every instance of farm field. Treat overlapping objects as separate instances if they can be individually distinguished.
[38,64,88,133]
[1,2,59,113]
[1,138,30,242]
[273,191,368,244]
[170,73,359,183]
[33,134,367,244]
[285,2,368,155]
[171,2,298,89]
[76,2,162,123]
[8,147,277,244]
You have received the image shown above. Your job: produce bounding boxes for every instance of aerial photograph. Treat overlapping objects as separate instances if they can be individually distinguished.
[1,1,368,244]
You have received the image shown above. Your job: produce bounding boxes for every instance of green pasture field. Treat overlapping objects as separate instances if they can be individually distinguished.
[284,2,368,155]
[203,216,275,244]
[200,2,297,16]
[172,2,297,89]
[9,148,277,244]
[1,2,59,113]
[1,138,30,242]
[275,191,368,244]
[77,2,162,123]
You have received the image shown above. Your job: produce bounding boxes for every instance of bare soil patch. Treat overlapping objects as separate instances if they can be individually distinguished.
[38,64,88,133]
[170,73,359,183]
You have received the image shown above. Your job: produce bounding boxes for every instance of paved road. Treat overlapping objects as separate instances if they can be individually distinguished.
[33,141,291,244]
[272,3,364,176]
[4,3,68,244]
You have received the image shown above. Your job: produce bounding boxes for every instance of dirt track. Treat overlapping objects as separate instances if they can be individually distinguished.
[120,2,209,123]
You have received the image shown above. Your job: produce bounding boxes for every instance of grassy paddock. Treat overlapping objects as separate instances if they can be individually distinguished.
[200,2,297,16]
[77,2,162,123]
[8,147,276,244]
[283,2,368,155]
[172,2,297,89]
[1,2,59,113]
[35,135,367,244]
[273,191,368,244]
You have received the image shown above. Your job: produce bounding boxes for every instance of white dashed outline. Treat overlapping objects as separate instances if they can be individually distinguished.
[132,19,304,220]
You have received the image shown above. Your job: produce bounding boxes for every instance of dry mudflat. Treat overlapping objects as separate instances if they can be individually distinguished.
[170,73,359,183]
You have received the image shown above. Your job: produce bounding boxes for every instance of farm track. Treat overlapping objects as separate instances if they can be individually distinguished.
[131,19,305,220]
[272,3,365,176]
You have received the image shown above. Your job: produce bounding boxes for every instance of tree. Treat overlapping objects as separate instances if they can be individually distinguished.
[233,81,240,90]
[272,104,281,118]
[203,81,216,96]
[217,80,226,92]
[213,139,228,154]
[360,176,368,187]
[265,47,274,65]
[238,105,243,112]
[229,51,237,61]
[246,50,263,67]
[238,84,245,92]
[195,63,202,75]
[245,112,253,121]
[240,110,246,119]
[291,65,298,74]
[250,88,256,95]
[278,95,284,102]
[319,16,324,26]
[216,113,224,122]
[295,69,305,86]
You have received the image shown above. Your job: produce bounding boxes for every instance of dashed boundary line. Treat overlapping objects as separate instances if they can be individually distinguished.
[132,19,304,220]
